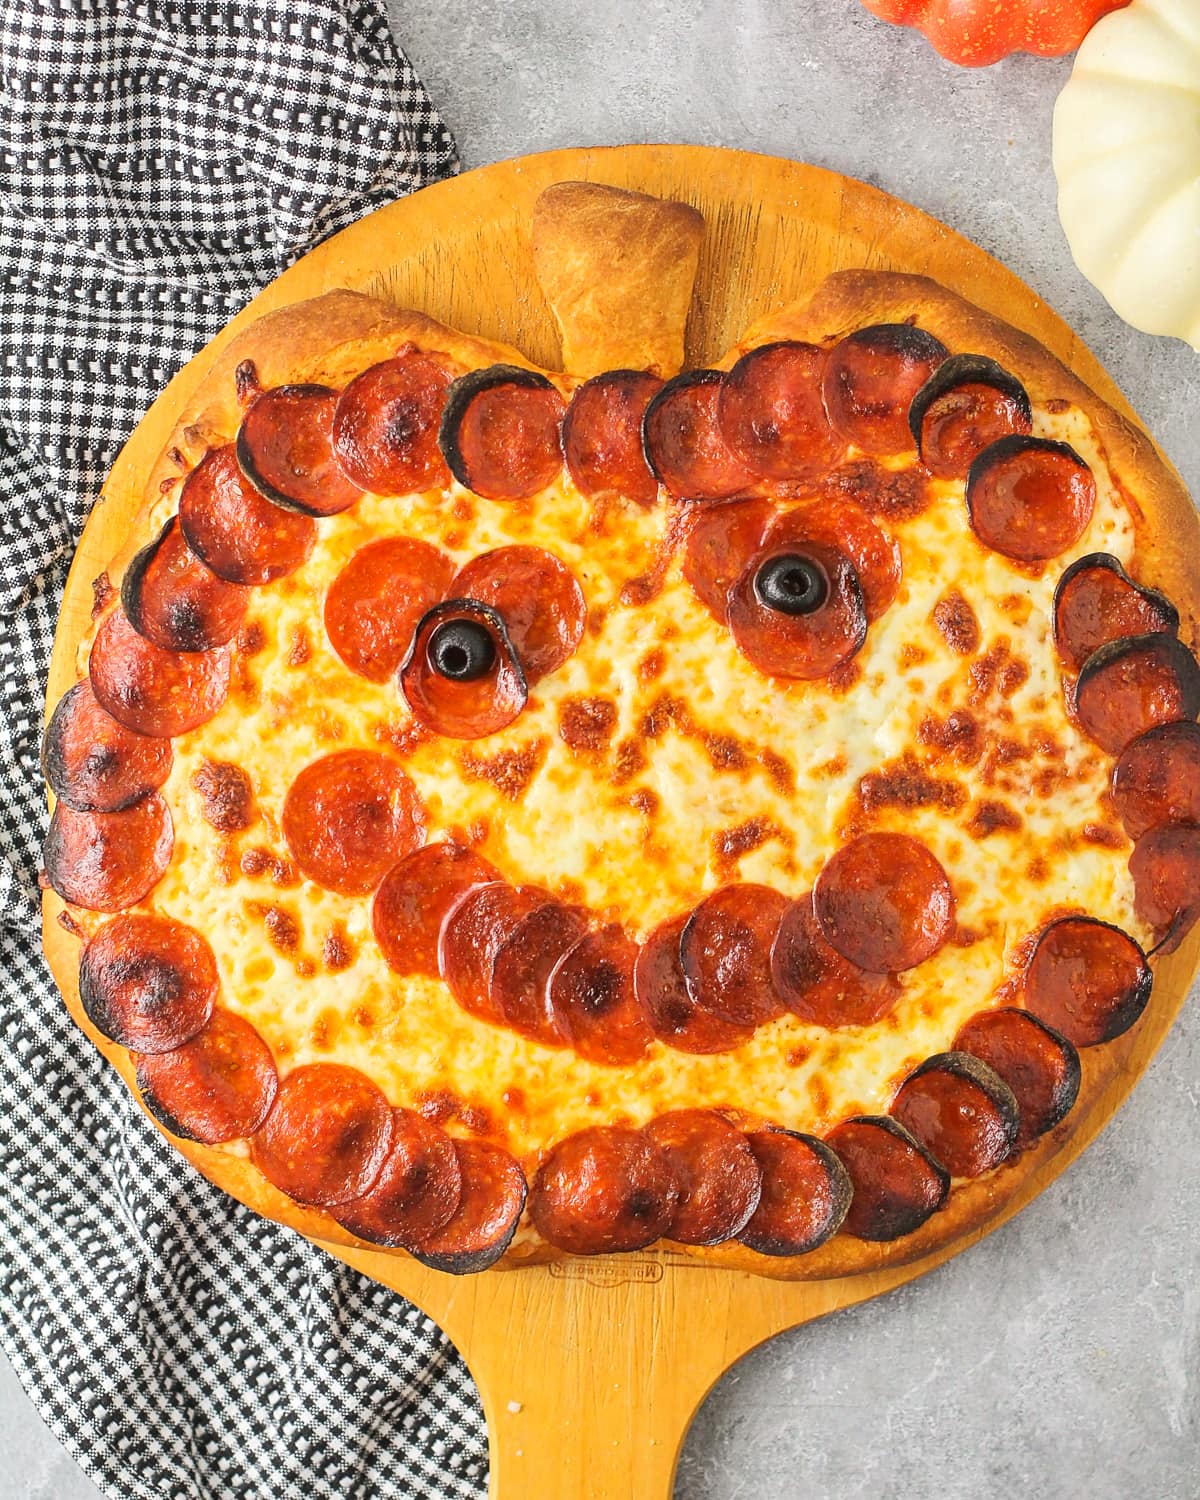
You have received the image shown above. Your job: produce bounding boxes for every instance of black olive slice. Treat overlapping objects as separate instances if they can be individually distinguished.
[753,552,830,616]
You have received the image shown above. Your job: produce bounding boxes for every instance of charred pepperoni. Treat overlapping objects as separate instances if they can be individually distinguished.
[489,901,590,1045]
[451,545,585,682]
[43,794,173,912]
[178,445,316,585]
[1112,722,1200,840]
[43,681,172,813]
[324,537,456,683]
[728,541,868,679]
[548,924,651,1065]
[770,898,901,1028]
[281,750,426,896]
[251,1063,393,1207]
[717,341,844,482]
[79,913,217,1053]
[1073,634,1200,757]
[439,881,549,1023]
[737,1130,851,1256]
[332,352,452,495]
[821,324,948,455]
[136,1008,277,1143]
[954,1007,1081,1149]
[643,370,755,501]
[1023,916,1153,1044]
[331,1108,463,1247]
[409,1140,527,1275]
[644,1110,762,1246]
[634,913,754,1054]
[90,608,230,738]
[529,1126,679,1255]
[966,435,1096,563]
[1129,826,1200,954]
[438,365,565,501]
[1053,554,1178,675]
[908,354,1032,478]
[826,1116,949,1242]
[237,384,362,516]
[682,496,777,621]
[813,833,955,974]
[372,841,500,978]
[563,369,663,506]
[679,883,790,1029]
[122,516,249,652]
[400,599,528,740]
[891,1052,1020,1178]
[763,499,901,622]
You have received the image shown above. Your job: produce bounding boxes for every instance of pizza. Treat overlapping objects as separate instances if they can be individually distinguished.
[40,181,1200,1277]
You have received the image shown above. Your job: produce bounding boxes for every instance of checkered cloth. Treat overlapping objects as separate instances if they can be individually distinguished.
[0,4,490,1497]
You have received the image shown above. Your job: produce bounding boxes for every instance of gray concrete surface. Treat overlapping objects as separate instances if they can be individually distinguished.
[4,1,1199,1496]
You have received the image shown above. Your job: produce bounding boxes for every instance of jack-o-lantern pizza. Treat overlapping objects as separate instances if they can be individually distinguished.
[40,182,1200,1277]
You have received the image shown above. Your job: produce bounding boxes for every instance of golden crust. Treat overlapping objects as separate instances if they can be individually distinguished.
[531,182,703,379]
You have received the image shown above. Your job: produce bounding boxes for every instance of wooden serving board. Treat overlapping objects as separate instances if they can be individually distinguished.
[43,145,1200,1498]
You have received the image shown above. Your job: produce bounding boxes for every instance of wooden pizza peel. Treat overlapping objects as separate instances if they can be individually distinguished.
[42,145,1200,1498]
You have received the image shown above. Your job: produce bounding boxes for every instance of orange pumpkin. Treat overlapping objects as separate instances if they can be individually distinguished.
[859,0,1130,66]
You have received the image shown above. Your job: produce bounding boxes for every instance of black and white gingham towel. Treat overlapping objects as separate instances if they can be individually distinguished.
[0,5,491,1496]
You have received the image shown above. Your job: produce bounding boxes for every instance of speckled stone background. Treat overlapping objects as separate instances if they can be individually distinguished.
[4,2,1199,1496]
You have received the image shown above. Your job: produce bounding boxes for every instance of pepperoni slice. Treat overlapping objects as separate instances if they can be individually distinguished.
[1053,554,1178,676]
[966,435,1096,563]
[237,384,362,516]
[43,794,173,912]
[679,883,789,1029]
[727,541,868,679]
[764,499,901,622]
[529,1126,679,1255]
[717,341,844,483]
[908,354,1032,478]
[813,833,954,974]
[90,608,230,738]
[451,545,586,682]
[1024,916,1153,1043]
[681,496,777,622]
[372,841,500,978]
[331,1109,463,1247]
[954,1008,1081,1149]
[644,1110,762,1246]
[1073,634,1200,757]
[251,1063,393,1207]
[546,924,651,1065]
[825,1116,949,1242]
[439,881,550,1022]
[643,370,756,501]
[400,599,528,740]
[178,445,316,585]
[79,913,217,1053]
[122,516,249,653]
[737,1130,851,1257]
[439,365,565,501]
[43,681,172,813]
[1129,825,1200,954]
[281,750,425,897]
[331,352,452,495]
[1112,722,1200,841]
[769,898,901,1028]
[821,324,948,456]
[136,1008,277,1144]
[489,901,590,1045]
[891,1052,1020,1177]
[634,913,754,1054]
[409,1140,528,1275]
[563,369,663,506]
[324,537,456,684]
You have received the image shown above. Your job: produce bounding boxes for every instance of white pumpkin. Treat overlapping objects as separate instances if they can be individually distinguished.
[1053,0,1200,350]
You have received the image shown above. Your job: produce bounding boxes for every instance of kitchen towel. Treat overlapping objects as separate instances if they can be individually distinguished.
[0,3,489,1496]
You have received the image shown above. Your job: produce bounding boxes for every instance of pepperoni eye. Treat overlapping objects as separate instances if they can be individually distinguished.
[427,617,497,682]
[753,553,829,617]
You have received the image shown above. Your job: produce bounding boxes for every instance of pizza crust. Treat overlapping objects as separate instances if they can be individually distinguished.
[42,254,1200,1280]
